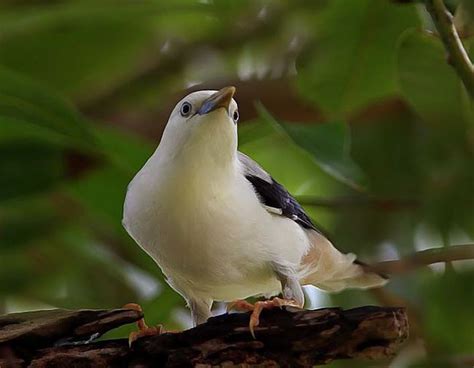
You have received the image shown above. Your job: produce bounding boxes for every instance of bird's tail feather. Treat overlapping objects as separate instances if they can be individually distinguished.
[299,231,387,292]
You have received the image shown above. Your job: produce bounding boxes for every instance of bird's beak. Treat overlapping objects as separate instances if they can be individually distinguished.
[198,86,236,115]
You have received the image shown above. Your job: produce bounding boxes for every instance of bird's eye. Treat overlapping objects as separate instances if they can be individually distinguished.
[233,110,239,123]
[180,101,192,117]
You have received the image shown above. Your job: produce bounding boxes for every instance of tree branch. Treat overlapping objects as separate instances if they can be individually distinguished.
[0,306,408,367]
[372,243,474,275]
[426,0,474,98]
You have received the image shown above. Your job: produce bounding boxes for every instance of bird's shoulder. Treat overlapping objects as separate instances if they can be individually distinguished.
[238,152,316,230]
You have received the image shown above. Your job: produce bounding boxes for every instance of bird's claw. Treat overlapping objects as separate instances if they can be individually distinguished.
[123,303,164,347]
[226,299,255,313]
[227,298,300,339]
[128,325,163,347]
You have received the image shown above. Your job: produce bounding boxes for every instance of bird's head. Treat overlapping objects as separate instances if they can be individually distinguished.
[158,86,239,164]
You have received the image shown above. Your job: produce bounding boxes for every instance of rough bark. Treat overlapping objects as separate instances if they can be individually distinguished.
[0,306,408,368]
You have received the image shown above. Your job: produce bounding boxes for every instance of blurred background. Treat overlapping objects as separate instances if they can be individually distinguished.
[0,0,473,366]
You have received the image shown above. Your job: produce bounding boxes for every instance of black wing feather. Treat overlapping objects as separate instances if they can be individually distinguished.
[244,174,316,230]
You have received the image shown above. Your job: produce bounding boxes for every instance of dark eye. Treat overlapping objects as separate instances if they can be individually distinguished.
[233,110,239,123]
[180,101,192,117]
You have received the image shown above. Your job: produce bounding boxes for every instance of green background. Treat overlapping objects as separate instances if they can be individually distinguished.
[0,0,473,366]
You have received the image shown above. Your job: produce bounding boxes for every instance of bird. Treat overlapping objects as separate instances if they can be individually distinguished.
[122,86,387,340]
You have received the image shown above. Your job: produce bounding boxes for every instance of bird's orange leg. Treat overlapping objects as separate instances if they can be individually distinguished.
[226,299,255,313]
[227,297,300,338]
[123,303,163,346]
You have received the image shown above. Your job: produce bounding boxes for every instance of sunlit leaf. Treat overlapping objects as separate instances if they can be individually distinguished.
[257,105,367,191]
[238,118,275,146]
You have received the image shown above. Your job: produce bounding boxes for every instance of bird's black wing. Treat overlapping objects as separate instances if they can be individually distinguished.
[238,152,317,231]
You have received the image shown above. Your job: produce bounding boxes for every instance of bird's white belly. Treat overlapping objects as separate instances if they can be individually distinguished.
[124,165,310,302]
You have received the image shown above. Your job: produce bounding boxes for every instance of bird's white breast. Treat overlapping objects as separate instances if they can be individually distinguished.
[123,150,310,302]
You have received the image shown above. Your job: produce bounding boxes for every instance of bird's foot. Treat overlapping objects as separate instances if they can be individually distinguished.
[123,303,164,346]
[248,298,300,338]
[226,299,255,313]
[227,298,300,338]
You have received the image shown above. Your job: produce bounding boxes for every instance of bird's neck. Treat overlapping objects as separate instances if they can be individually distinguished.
[148,139,238,195]
[155,119,238,180]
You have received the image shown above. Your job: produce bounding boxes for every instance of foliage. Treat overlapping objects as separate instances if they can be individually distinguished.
[0,1,473,366]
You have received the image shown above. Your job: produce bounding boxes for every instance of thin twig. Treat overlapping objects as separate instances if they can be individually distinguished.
[426,0,474,98]
[372,243,474,275]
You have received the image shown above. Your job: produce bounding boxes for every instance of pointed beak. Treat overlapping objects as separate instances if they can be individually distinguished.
[198,86,236,115]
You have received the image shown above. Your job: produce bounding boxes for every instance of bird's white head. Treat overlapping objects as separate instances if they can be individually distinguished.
[157,86,239,165]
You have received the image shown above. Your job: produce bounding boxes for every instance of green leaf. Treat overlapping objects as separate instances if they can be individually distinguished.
[0,2,218,102]
[0,197,62,250]
[397,29,472,125]
[1,226,139,307]
[296,0,419,117]
[459,0,474,22]
[0,142,64,201]
[422,270,474,354]
[257,105,367,191]
[0,68,97,200]
[93,126,154,174]
[0,67,95,150]
[238,118,276,146]
[66,167,129,230]
[239,121,344,231]
[0,8,152,100]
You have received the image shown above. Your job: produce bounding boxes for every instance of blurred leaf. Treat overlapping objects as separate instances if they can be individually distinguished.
[397,29,472,125]
[0,67,95,150]
[0,68,98,200]
[0,142,63,201]
[238,118,275,146]
[459,0,474,21]
[422,270,474,354]
[240,126,340,198]
[455,0,474,38]
[335,111,422,253]
[0,7,154,101]
[0,197,62,250]
[351,111,422,197]
[64,163,162,273]
[398,30,474,232]
[0,223,138,304]
[0,2,220,102]
[66,126,153,229]
[94,126,153,174]
[257,105,366,190]
[66,167,129,230]
[49,227,139,308]
[297,0,419,117]
[239,116,348,231]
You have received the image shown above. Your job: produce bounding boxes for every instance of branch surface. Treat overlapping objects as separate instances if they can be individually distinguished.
[426,0,474,98]
[0,306,408,368]
[373,243,474,275]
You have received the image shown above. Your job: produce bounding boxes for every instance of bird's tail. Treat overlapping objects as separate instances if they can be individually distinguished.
[298,231,388,292]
